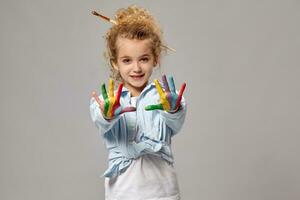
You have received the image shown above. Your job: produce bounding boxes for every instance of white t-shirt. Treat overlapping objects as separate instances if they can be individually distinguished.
[104,97,181,200]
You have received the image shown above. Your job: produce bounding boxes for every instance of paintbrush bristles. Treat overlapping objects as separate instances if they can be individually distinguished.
[91,11,109,21]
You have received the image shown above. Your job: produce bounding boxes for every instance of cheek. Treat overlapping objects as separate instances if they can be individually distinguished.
[144,66,154,74]
[118,66,129,75]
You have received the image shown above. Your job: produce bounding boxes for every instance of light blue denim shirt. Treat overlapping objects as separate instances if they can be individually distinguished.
[89,82,187,178]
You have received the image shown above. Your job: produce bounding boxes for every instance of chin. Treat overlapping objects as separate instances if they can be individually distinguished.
[129,80,148,88]
[131,82,147,89]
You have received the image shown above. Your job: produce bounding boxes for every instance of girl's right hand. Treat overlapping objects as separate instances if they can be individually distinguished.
[91,79,136,120]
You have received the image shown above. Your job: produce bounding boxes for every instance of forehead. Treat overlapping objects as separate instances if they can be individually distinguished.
[116,37,152,57]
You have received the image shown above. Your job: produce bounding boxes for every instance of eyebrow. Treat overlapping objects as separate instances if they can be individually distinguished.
[119,54,151,59]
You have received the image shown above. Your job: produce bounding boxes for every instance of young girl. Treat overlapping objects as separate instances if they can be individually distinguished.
[89,5,187,200]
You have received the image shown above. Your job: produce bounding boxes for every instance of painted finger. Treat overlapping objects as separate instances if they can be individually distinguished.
[166,92,172,108]
[162,75,172,104]
[92,91,105,113]
[171,93,178,110]
[107,79,115,118]
[109,79,114,98]
[145,104,164,111]
[162,75,170,93]
[101,83,108,100]
[175,82,186,110]
[92,91,101,106]
[120,107,136,114]
[112,83,123,116]
[154,79,170,111]
[154,79,165,98]
[106,108,113,119]
[168,76,176,94]
[115,82,123,106]
[101,83,109,116]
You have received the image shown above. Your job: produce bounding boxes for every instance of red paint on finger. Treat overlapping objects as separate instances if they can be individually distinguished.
[112,83,123,116]
[175,83,186,109]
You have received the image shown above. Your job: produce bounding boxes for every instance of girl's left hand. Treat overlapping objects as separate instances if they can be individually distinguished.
[145,75,186,113]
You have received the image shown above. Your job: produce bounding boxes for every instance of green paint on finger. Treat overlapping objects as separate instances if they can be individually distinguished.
[145,104,164,111]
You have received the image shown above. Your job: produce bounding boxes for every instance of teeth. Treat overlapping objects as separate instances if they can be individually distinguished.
[131,75,143,77]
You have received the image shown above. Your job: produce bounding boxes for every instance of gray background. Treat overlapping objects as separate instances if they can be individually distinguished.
[1,0,299,199]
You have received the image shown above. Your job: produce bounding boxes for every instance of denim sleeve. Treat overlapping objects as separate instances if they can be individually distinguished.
[159,96,187,136]
[89,96,121,136]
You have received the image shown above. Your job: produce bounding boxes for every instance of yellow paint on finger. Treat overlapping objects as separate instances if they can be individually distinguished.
[154,79,170,111]
[154,79,164,97]
[107,96,115,118]
[109,79,114,98]
[106,79,116,118]
[161,98,171,111]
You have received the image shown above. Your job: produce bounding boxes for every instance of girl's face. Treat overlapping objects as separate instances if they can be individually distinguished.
[113,37,157,97]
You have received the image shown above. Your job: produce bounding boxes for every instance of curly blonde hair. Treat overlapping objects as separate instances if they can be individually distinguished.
[104,5,166,81]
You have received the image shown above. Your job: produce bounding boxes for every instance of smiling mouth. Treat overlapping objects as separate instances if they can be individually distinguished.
[130,74,145,79]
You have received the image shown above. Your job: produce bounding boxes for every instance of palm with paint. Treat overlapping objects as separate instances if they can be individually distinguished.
[145,75,186,113]
[92,79,136,120]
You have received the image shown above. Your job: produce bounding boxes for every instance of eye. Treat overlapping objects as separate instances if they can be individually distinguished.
[140,57,149,63]
[122,58,131,64]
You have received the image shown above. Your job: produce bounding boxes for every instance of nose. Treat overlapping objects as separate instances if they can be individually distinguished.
[132,61,142,73]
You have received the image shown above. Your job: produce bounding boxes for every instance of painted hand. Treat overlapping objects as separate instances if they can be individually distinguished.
[91,79,136,119]
[145,75,186,113]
